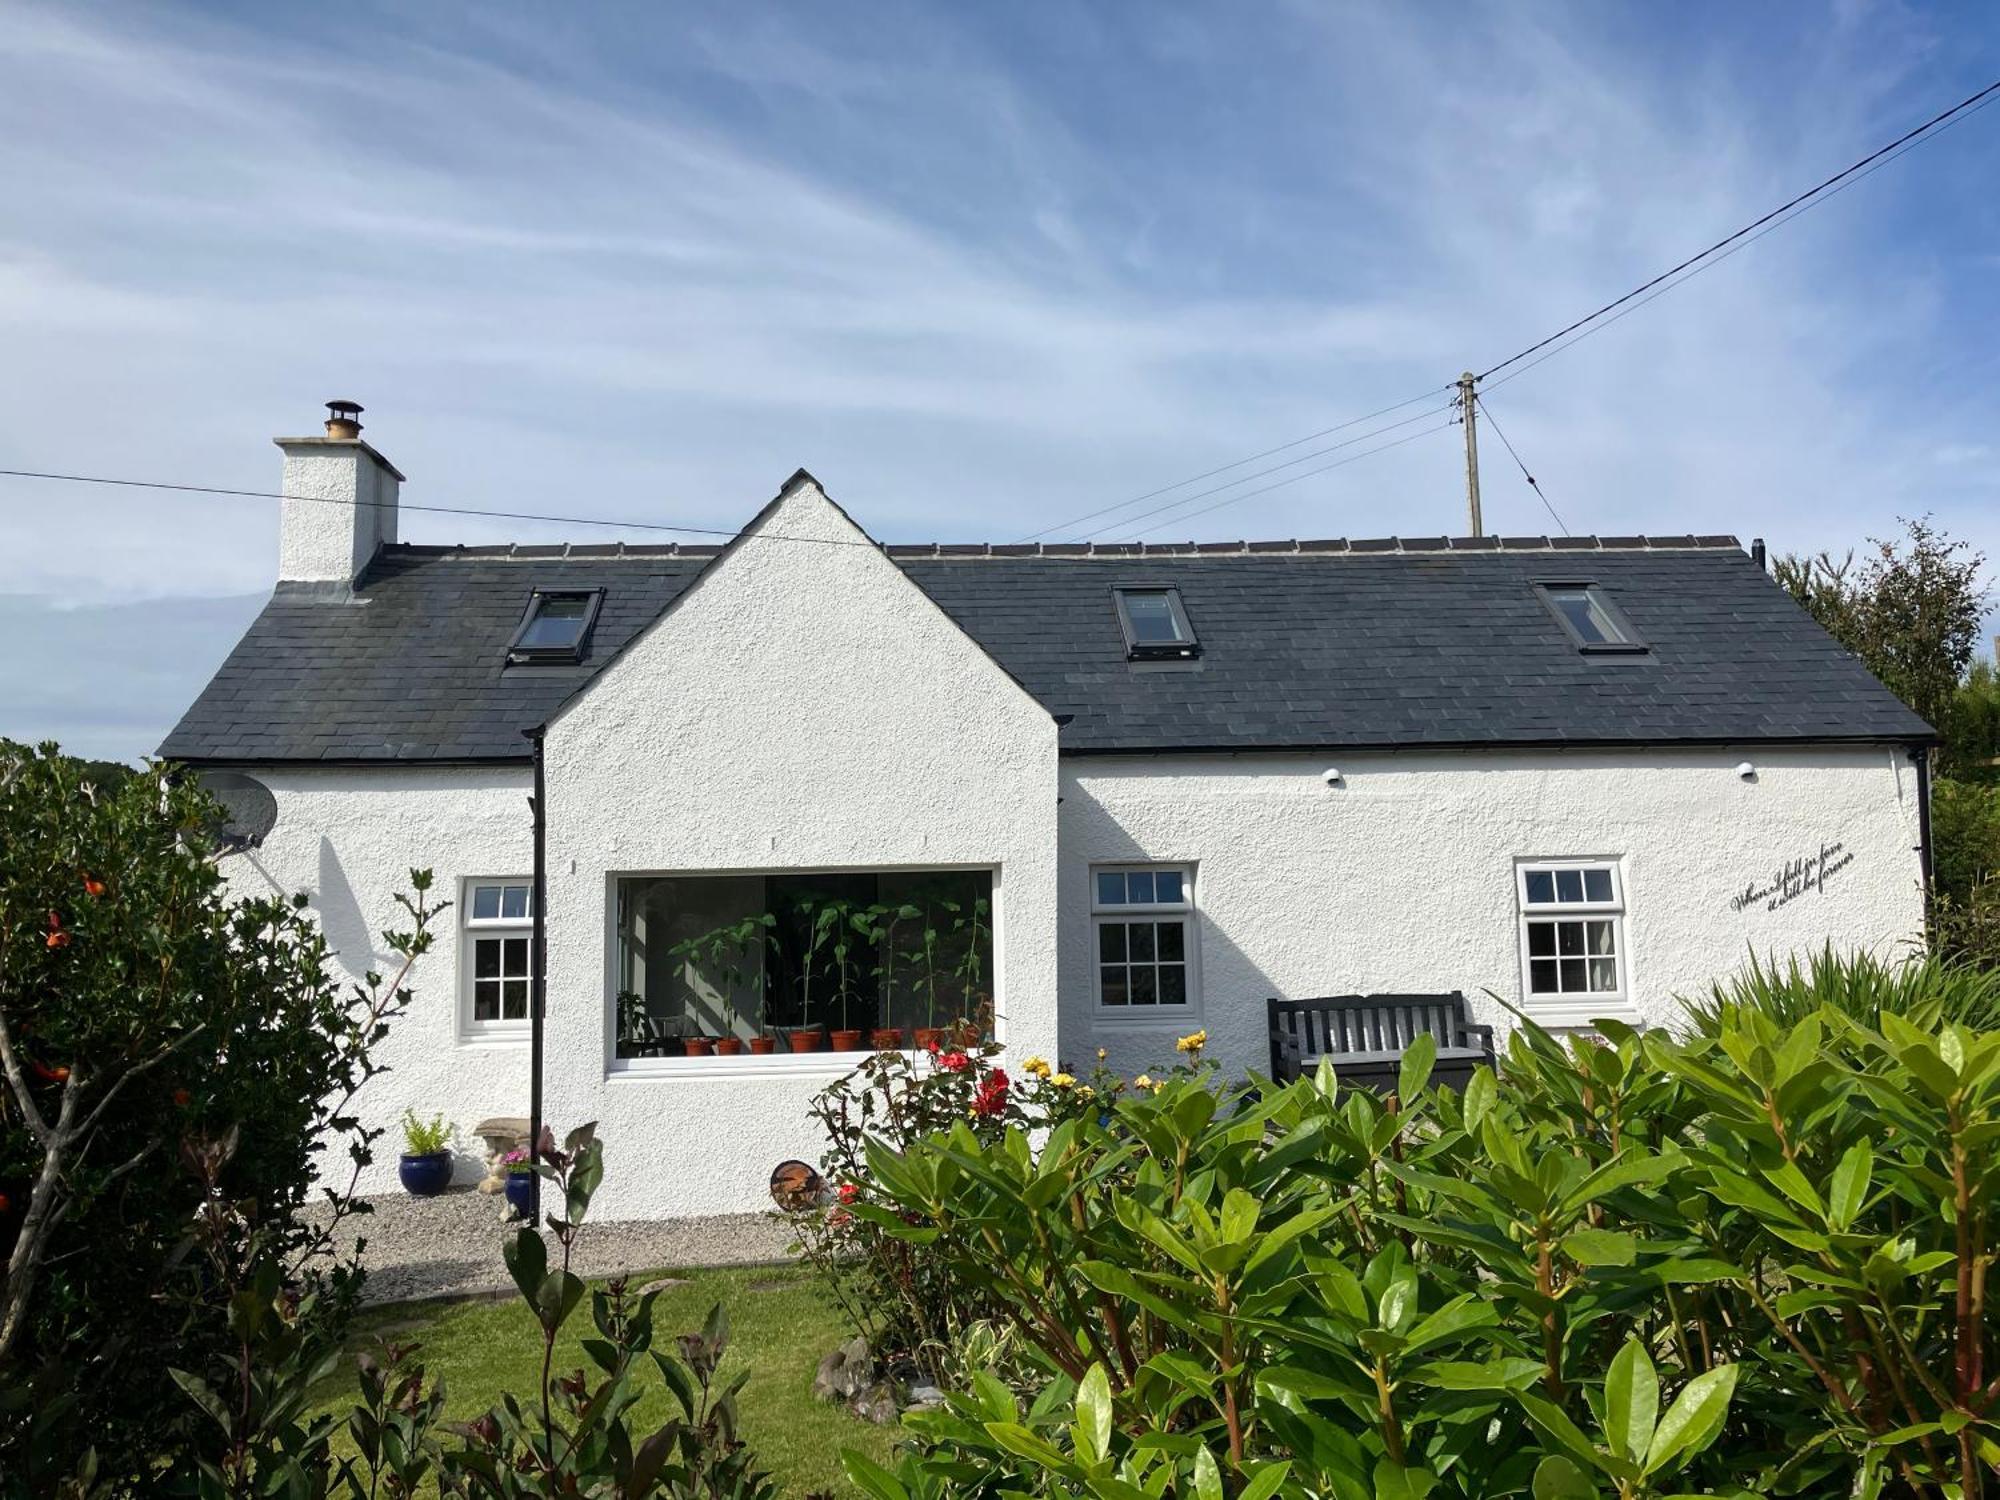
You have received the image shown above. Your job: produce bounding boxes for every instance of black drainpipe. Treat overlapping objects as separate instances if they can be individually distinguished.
[526,724,548,1222]
[1912,742,1935,908]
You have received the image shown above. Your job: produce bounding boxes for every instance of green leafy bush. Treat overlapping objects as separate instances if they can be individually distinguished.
[0,741,439,1481]
[838,987,2000,1498]
[169,1127,780,1497]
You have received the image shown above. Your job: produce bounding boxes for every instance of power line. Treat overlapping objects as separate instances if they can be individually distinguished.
[1473,395,1568,536]
[1483,84,2000,394]
[0,467,883,550]
[1083,400,1455,541]
[1479,76,2000,383]
[1128,419,1454,540]
[1015,385,1449,543]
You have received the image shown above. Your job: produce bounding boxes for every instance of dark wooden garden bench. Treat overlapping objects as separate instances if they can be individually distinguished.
[1266,991,1495,1091]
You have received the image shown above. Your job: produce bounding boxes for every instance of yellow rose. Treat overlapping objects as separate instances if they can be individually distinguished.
[1096,1047,1107,1062]
[1175,1030,1208,1054]
[1134,1074,1154,1090]
[1022,1056,1052,1080]
[1077,1084,1095,1100]
[1052,1073,1076,1089]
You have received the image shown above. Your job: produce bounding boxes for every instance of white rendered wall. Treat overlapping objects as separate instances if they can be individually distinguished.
[217,765,534,1194]
[276,438,400,583]
[542,476,1061,1220]
[1059,746,1927,1081]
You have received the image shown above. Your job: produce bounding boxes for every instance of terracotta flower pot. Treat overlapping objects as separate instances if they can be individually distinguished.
[913,1027,948,1052]
[830,1028,866,1051]
[713,1037,745,1057]
[747,1036,776,1056]
[787,1026,824,1053]
[870,1027,906,1051]
[683,1037,714,1058]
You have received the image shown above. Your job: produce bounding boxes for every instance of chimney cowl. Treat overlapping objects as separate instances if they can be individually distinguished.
[324,400,364,439]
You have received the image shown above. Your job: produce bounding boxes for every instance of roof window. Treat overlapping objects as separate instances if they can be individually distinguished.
[507,589,602,663]
[1113,587,1200,661]
[1535,583,1646,654]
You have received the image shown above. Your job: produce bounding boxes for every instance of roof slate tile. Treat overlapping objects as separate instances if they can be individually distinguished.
[158,539,1932,763]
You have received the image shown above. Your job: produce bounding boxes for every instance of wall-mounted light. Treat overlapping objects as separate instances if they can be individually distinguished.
[1735,761,1757,782]
[1322,767,1344,788]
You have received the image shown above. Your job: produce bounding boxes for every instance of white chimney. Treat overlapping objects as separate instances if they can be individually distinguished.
[274,400,405,584]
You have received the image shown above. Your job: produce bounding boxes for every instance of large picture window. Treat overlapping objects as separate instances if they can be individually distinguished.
[1517,860,1626,1013]
[612,870,993,1060]
[1092,865,1195,1013]
[462,878,533,1039]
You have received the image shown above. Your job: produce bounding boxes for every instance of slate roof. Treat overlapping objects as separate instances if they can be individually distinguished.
[159,534,1932,764]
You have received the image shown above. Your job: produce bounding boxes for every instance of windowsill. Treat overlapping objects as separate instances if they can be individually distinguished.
[1520,997,1639,1029]
[1093,1009,1200,1028]
[607,1051,881,1082]
[459,1029,531,1048]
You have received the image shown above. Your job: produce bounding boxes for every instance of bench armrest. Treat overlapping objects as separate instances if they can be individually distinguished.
[1267,1024,1305,1079]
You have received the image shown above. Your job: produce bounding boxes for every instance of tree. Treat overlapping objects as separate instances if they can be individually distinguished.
[0,741,438,1479]
[1775,515,1987,747]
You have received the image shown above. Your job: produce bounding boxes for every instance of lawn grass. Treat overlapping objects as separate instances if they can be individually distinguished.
[311,1264,897,1496]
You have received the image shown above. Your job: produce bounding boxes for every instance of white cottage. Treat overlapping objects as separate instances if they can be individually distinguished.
[163,405,1935,1219]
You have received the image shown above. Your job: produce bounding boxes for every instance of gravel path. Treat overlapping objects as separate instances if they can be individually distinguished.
[313,1189,798,1306]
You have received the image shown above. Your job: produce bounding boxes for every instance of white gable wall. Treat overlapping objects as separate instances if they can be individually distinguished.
[1063,745,1926,1080]
[541,476,1060,1219]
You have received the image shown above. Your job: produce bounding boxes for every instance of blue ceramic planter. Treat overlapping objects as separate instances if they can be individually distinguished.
[505,1172,537,1220]
[398,1151,453,1197]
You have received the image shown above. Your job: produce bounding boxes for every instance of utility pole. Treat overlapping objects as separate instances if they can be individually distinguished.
[1457,370,1483,536]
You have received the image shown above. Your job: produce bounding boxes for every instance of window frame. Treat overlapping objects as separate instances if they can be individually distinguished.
[1531,581,1647,655]
[602,863,1003,1078]
[1090,862,1199,1020]
[1514,857,1631,1023]
[460,877,535,1042]
[1111,586,1201,662]
[506,587,605,664]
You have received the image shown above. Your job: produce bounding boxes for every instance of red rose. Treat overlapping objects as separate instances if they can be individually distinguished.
[837,1182,860,1204]
[82,874,106,898]
[936,1051,970,1073]
[972,1069,1010,1117]
[45,911,69,949]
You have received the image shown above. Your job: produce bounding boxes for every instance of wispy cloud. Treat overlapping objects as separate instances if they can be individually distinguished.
[0,0,1996,755]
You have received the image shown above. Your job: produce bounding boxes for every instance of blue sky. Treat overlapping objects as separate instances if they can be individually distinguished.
[2,1,1997,759]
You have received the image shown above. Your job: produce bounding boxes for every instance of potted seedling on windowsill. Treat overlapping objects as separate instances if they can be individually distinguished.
[714,911,776,1056]
[907,897,954,1052]
[952,894,992,1046]
[662,931,717,1057]
[828,900,872,1051]
[785,897,837,1053]
[867,901,919,1049]
[398,1108,456,1197]
[615,988,652,1060]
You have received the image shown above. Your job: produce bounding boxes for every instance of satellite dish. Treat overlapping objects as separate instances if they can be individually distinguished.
[197,771,277,852]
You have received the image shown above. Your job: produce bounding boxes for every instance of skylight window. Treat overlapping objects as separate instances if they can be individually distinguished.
[507,589,602,663]
[1113,587,1200,661]
[1534,583,1646,654]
